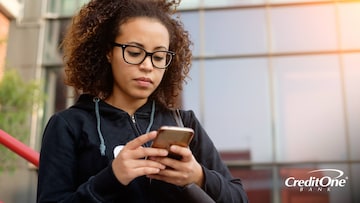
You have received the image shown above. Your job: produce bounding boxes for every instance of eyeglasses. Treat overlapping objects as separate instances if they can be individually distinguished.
[112,42,176,69]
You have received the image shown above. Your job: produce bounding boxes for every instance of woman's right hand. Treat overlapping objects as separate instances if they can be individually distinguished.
[111,131,168,185]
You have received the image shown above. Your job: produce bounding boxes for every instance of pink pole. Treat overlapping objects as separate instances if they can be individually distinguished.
[0,129,39,168]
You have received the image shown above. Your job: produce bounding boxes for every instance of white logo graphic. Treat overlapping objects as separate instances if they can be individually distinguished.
[284,169,348,192]
[113,145,125,158]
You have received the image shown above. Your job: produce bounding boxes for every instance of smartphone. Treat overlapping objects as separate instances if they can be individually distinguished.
[151,126,194,160]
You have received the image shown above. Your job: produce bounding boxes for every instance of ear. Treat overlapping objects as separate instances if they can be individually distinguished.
[106,51,112,63]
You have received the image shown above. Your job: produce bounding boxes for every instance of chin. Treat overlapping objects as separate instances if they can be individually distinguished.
[132,93,152,100]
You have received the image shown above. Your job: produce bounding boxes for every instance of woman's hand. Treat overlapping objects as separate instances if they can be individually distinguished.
[147,145,204,188]
[112,131,168,185]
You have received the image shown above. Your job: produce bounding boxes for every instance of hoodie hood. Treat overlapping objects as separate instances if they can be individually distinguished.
[72,94,155,118]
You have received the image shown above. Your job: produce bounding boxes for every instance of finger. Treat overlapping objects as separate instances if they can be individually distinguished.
[131,147,168,159]
[129,160,167,177]
[132,159,167,170]
[147,174,167,182]
[126,131,157,149]
[157,168,182,177]
[135,167,161,176]
[112,156,166,185]
[169,145,192,161]
[147,172,188,187]
[149,156,177,165]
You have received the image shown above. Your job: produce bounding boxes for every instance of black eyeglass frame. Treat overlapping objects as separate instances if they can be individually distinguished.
[112,42,176,69]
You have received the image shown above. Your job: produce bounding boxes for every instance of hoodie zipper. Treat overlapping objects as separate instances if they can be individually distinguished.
[132,114,153,184]
[130,114,146,144]
[131,114,136,124]
[130,114,141,136]
[131,112,154,184]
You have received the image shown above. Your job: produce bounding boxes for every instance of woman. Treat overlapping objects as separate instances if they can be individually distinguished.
[37,0,248,202]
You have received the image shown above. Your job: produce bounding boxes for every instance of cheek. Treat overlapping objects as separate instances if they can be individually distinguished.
[110,57,129,74]
[154,71,166,85]
[110,63,130,83]
[109,50,126,68]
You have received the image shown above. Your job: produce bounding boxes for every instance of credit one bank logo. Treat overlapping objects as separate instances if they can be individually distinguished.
[284,169,348,192]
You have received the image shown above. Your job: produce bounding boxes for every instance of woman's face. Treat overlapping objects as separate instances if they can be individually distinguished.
[107,17,170,103]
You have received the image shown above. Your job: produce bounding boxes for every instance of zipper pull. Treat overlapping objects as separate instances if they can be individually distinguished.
[131,114,136,124]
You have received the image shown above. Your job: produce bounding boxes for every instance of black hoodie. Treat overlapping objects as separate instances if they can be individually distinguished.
[37,94,248,203]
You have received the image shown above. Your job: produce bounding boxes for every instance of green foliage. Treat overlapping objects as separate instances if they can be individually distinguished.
[0,69,43,171]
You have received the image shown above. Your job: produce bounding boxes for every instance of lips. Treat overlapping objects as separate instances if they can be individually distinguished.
[134,77,153,87]
[135,77,153,83]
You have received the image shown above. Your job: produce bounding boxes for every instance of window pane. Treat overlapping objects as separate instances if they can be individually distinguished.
[229,167,272,203]
[47,0,57,13]
[273,55,347,162]
[180,12,201,57]
[47,0,88,16]
[178,0,200,9]
[204,8,268,56]
[44,68,67,117]
[270,5,337,52]
[203,0,265,7]
[61,0,76,16]
[271,0,329,4]
[342,53,360,161]
[183,61,201,118]
[43,19,70,65]
[201,58,272,162]
[338,2,360,50]
[79,0,89,6]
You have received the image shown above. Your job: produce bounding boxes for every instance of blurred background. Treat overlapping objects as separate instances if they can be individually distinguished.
[0,0,359,202]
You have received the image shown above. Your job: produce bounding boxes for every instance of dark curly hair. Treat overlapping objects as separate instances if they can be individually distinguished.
[61,0,192,108]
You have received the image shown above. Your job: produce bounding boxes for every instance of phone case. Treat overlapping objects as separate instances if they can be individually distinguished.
[151,126,194,159]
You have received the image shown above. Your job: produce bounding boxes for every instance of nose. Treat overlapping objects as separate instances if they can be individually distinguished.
[139,55,154,71]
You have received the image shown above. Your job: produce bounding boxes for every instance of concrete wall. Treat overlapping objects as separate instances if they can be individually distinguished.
[0,12,9,79]
[6,0,42,82]
[0,166,38,203]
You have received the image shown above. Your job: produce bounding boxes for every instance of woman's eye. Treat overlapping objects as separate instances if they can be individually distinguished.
[153,52,166,61]
[127,51,142,57]
[153,55,165,61]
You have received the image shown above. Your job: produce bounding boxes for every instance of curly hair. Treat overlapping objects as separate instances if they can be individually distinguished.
[61,0,192,108]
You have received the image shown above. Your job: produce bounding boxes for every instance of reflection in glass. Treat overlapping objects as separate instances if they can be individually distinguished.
[342,53,360,161]
[228,167,272,203]
[43,19,70,65]
[273,55,347,162]
[204,8,268,56]
[179,12,201,56]
[47,0,89,16]
[338,3,360,50]
[203,0,265,7]
[270,5,337,52]
[199,58,271,162]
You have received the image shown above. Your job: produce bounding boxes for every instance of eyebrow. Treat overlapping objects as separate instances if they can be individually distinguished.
[126,41,168,51]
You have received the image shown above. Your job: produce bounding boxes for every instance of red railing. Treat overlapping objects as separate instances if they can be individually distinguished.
[0,129,39,168]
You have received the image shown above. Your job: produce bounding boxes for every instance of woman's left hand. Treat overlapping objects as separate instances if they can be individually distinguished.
[147,145,204,187]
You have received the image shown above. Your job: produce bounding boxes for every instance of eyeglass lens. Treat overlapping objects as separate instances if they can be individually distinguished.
[123,45,173,69]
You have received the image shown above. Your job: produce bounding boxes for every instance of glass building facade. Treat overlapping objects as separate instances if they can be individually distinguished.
[178,2,360,202]
[4,0,360,202]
